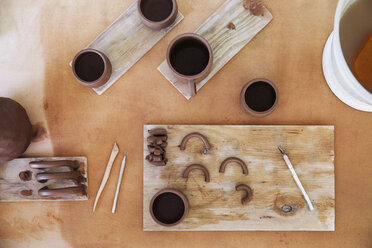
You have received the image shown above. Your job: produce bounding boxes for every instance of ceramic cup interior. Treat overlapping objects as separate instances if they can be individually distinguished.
[73,51,105,83]
[240,78,278,117]
[169,36,210,76]
[140,0,174,22]
[150,189,188,226]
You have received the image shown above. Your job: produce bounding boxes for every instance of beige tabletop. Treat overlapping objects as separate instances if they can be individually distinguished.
[0,0,371,247]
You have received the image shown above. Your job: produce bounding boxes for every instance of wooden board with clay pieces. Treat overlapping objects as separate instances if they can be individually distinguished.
[70,1,184,95]
[158,0,273,99]
[0,157,88,202]
[143,125,335,231]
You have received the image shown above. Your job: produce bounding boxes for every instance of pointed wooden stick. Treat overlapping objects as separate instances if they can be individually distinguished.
[93,143,119,212]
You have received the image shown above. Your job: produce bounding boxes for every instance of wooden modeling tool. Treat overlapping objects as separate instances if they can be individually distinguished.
[278,146,314,211]
[112,152,128,213]
[93,143,119,212]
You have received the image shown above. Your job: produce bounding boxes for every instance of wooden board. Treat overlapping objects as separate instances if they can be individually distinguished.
[70,1,183,95]
[0,157,88,202]
[143,125,334,231]
[158,0,273,99]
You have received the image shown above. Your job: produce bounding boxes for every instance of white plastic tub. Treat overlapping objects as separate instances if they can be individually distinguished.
[322,0,372,112]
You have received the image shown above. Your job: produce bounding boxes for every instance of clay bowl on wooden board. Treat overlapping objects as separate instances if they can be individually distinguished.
[71,48,112,88]
[240,78,279,117]
[138,0,178,30]
[149,188,189,226]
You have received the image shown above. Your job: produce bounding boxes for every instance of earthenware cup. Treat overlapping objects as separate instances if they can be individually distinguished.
[72,48,112,88]
[166,33,213,97]
[240,78,279,117]
[149,188,189,226]
[138,0,178,30]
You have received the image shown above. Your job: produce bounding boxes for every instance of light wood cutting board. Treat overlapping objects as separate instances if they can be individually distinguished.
[143,125,334,231]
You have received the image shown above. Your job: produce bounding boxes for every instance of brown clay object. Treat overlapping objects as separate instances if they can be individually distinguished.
[19,170,32,181]
[148,128,167,136]
[159,142,168,148]
[20,189,33,196]
[149,160,167,166]
[152,155,164,162]
[166,33,213,97]
[36,171,83,183]
[138,0,178,30]
[0,97,33,162]
[29,160,80,170]
[240,78,279,117]
[147,128,168,166]
[72,48,112,88]
[227,22,236,30]
[149,188,189,226]
[235,184,253,204]
[219,157,248,175]
[182,164,210,182]
[38,185,86,197]
[179,132,211,154]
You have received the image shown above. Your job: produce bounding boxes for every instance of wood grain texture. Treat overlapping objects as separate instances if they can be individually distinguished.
[144,125,334,231]
[158,0,273,99]
[71,1,184,95]
[0,157,88,202]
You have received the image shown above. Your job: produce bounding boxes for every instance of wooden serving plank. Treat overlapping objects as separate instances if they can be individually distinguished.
[0,156,88,202]
[143,125,335,231]
[158,0,273,99]
[70,1,184,95]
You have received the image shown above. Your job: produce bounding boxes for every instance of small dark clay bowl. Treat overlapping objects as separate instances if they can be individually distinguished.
[149,188,189,227]
[138,0,178,30]
[71,48,112,88]
[240,78,279,117]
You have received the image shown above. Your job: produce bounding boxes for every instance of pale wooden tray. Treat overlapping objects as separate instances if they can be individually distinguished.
[158,0,273,99]
[0,156,88,202]
[143,125,335,231]
[70,1,184,95]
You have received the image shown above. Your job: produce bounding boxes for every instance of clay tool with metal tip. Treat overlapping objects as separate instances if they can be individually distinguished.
[93,143,119,212]
[112,152,127,213]
[278,146,314,211]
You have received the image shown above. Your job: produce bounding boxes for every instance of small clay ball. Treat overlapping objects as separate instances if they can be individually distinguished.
[0,97,33,162]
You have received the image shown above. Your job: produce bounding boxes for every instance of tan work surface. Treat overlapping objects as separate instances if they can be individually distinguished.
[1,0,371,247]
[143,125,334,231]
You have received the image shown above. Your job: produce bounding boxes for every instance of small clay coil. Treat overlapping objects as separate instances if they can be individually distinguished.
[235,184,253,204]
[38,185,86,197]
[147,136,156,144]
[155,137,163,145]
[148,145,164,155]
[160,142,168,148]
[182,164,210,182]
[150,160,167,166]
[152,155,163,162]
[29,160,80,170]
[219,157,248,175]
[148,128,167,136]
[179,132,211,154]
[36,171,83,183]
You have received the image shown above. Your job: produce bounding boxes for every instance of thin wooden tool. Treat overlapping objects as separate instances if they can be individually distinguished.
[278,146,314,211]
[112,152,128,213]
[93,143,119,212]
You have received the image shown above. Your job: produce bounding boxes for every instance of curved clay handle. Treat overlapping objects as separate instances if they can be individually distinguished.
[182,164,210,182]
[179,132,211,154]
[235,184,253,204]
[148,128,167,136]
[188,79,196,97]
[36,171,82,182]
[29,160,80,170]
[38,185,86,197]
[219,157,248,175]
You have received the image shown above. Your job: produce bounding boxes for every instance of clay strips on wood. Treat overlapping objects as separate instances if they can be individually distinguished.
[143,125,335,231]
[0,157,88,202]
[70,1,183,95]
[158,0,273,99]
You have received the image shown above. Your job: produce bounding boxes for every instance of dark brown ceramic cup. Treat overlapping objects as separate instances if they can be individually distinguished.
[166,33,213,97]
[240,78,279,117]
[72,49,112,88]
[138,0,178,30]
[149,188,189,226]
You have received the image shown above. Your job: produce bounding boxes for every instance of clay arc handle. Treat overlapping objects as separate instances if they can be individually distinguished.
[36,171,82,182]
[219,157,248,175]
[38,185,86,197]
[179,132,211,154]
[235,184,253,204]
[29,160,80,170]
[182,164,210,182]
[188,79,196,97]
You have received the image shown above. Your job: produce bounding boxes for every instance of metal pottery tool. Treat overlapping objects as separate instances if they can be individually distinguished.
[112,152,127,213]
[278,146,314,211]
